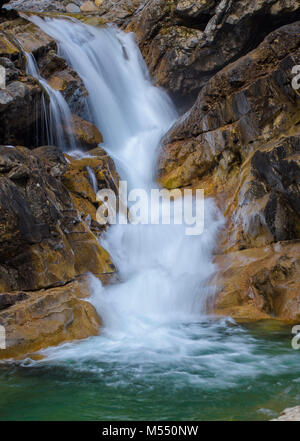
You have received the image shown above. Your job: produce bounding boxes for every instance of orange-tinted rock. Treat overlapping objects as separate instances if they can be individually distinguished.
[0,145,115,293]
[0,276,101,360]
[65,115,103,150]
[213,241,300,323]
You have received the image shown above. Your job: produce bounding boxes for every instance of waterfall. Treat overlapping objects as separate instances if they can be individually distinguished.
[28,16,223,360]
[24,48,77,149]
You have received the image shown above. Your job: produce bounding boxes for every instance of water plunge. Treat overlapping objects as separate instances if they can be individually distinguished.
[3,16,300,421]
[27,16,223,352]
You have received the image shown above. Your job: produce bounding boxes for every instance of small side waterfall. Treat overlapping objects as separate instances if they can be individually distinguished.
[24,49,77,149]
[29,16,223,360]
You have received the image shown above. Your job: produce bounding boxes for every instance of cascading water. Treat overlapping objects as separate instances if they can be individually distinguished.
[24,48,77,149]
[29,16,224,338]
[4,16,299,421]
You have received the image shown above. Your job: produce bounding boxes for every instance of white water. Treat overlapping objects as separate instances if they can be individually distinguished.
[24,49,77,149]
[27,17,224,365]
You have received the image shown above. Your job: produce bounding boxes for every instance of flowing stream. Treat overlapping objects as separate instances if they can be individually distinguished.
[0,17,299,421]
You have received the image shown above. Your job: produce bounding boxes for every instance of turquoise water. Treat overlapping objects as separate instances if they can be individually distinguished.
[0,319,299,421]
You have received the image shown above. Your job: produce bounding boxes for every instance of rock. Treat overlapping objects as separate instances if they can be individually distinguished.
[126,0,300,108]
[272,406,300,421]
[0,17,56,56]
[0,77,48,146]
[156,22,300,323]
[0,276,101,359]
[43,54,88,117]
[0,145,115,293]
[0,18,57,147]
[80,1,99,13]
[66,3,81,13]
[64,114,103,150]
[0,291,28,310]
[64,146,119,236]
[158,21,300,191]
[0,16,89,144]
[223,136,300,251]
[213,241,300,323]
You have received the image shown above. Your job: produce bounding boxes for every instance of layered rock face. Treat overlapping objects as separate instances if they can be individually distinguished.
[126,0,300,109]
[0,144,118,358]
[0,11,120,358]
[158,22,300,323]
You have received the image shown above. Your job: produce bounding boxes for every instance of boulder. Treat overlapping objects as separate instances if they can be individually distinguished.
[0,276,101,359]
[64,114,103,150]
[0,77,48,147]
[66,3,81,13]
[80,1,99,13]
[213,241,300,323]
[158,22,300,191]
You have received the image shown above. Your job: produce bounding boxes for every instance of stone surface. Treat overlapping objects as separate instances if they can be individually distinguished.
[65,114,103,150]
[0,145,115,294]
[158,22,300,191]
[157,21,300,323]
[126,0,300,108]
[0,143,118,359]
[0,15,89,145]
[64,146,119,236]
[0,276,101,359]
[39,50,88,118]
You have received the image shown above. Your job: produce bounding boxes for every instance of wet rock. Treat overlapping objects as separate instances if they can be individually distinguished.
[213,241,300,323]
[64,146,119,236]
[224,136,300,251]
[0,291,28,310]
[80,1,99,13]
[126,0,300,108]
[0,145,115,293]
[0,16,89,145]
[158,22,300,190]
[40,51,88,117]
[64,114,103,150]
[66,3,81,13]
[0,77,48,146]
[4,0,67,13]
